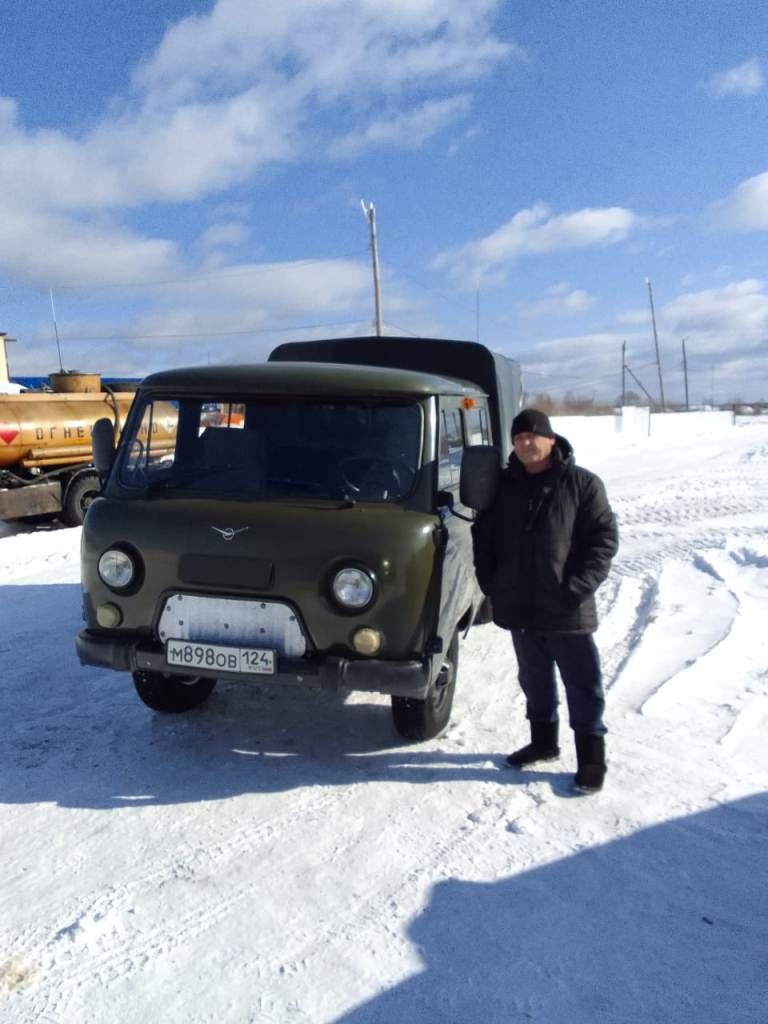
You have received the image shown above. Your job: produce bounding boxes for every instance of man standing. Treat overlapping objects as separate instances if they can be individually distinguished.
[472,409,618,793]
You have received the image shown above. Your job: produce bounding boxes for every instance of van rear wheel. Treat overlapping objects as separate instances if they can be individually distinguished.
[132,670,216,712]
[391,631,458,741]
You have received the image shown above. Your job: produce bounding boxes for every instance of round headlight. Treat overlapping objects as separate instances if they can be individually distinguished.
[332,567,374,609]
[98,548,135,589]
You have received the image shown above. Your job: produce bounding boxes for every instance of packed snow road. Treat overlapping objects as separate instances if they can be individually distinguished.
[1,417,767,1023]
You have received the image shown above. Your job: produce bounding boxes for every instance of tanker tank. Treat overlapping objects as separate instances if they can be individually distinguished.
[0,371,139,525]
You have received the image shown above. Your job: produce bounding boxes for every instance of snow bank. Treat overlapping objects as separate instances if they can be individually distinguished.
[553,408,737,440]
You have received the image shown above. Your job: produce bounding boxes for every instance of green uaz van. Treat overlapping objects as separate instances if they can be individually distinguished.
[76,337,520,740]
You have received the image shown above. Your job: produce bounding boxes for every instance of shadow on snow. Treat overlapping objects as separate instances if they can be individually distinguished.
[332,793,768,1024]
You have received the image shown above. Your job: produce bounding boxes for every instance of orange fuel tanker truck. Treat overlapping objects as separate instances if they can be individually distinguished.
[0,371,139,525]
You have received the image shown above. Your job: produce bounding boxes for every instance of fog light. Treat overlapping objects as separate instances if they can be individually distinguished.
[96,602,123,628]
[352,627,382,656]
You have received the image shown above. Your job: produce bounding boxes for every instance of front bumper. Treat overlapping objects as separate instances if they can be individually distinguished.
[75,629,431,699]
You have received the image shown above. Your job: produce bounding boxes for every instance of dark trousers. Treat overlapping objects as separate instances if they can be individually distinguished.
[511,630,606,736]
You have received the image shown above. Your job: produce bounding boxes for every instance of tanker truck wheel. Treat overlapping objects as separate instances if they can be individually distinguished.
[391,630,458,741]
[62,472,101,527]
[132,670,217,712]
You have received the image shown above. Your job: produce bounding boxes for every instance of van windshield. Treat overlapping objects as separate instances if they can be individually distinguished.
[117,396,422,503]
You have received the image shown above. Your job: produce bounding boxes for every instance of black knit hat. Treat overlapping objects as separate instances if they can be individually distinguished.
[511,408,555,439]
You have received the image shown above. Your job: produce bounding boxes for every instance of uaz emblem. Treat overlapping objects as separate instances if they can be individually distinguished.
[211,526,249,541]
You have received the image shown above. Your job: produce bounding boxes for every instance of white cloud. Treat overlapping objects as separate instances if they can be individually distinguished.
[11,258,370,368]
[199,222,249,251]
[135,0,514,99]
[0,196,180,288]
[524,330,631,359]
[612,280,768,356]
[329,95,471,157]
[679,265,734,289]
[710,171,768,230]
[660,279,768,349]
[159,259,373,316]
[13,255,429,375]
[447,125,481,157]
[434,203,638,288]
[709,57,764,96]
[519,283,595,318]
[0,0,514,290]
[615,308,648,326]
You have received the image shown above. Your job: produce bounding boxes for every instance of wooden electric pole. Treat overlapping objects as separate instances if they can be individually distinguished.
[681,337,689,410]
[361,201,383,336]
[645,278,666,410]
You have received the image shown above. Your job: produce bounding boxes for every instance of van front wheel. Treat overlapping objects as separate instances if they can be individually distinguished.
[391,631,458,741]
[132,670,216,712]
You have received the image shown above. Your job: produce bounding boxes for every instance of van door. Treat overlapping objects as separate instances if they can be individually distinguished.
[435,396,487,646]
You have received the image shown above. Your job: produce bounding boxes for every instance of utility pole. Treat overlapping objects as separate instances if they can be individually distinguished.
[621,340,627,405]
[681,338,689,410]
[645,277,665,410]
[361,201,383,336]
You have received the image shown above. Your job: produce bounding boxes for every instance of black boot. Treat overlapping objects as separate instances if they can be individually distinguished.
[574,734,606,793]
[505,722,560,768]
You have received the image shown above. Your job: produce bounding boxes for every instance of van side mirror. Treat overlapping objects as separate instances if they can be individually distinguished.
[92,417,116,476]
[460,445,501,511]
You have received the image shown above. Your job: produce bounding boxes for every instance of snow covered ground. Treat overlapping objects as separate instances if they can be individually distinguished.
[1,417,767,1023]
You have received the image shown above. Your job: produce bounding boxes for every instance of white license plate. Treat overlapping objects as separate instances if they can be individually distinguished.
[166,639,275,675]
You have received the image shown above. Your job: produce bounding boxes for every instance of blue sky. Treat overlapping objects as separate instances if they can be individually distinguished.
[1,0,768,404]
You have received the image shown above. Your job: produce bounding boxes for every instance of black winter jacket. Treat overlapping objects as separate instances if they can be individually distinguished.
[472,435,618,634]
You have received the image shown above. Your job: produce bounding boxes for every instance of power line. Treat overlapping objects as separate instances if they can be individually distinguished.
[65,318,370,343]
[47,252,369,293]
[523,360,657,387]
[394,266,478,318]
[381,320,421,338]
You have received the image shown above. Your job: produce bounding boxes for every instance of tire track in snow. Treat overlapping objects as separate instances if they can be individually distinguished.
[608,558,738,714]
[29,776,522,1021]
[641,544,768,743]
[598,573,659,694]
[598,453,768,716]
[24,744,526,1019]
[13,782,349,1021]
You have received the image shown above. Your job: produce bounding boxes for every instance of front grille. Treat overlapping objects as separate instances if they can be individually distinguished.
[178,554,273,589]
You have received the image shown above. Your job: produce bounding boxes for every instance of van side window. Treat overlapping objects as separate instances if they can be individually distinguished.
[438,399,465,490]
[466,401,491,445]
[122,399,179,484]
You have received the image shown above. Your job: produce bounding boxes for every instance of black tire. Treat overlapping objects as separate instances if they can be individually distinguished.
[391,630,459,741]
[62,472,101,526]
[132,670,216,712]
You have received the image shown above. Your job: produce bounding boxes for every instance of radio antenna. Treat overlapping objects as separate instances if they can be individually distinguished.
[49,288,65,372]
